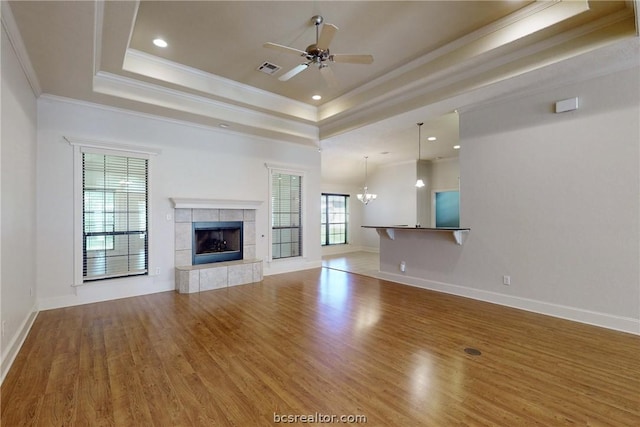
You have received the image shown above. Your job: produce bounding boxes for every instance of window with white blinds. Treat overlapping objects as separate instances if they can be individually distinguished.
[271,171,302,259]
[82,152,148,281]
[321,193,349,245]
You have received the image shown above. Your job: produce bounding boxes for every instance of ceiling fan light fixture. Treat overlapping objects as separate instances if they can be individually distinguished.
[264,15,373,84]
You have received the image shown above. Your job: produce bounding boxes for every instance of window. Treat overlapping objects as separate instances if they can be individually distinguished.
[84,191,115,251]
[321,193,349,245]
[271,171,302,259]
[433,190,460,228]
[82,152,148,281]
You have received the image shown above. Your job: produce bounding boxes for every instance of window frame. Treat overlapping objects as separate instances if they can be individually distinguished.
[69,137,160,286]
[321,193,349,246]
[266,164,306,262]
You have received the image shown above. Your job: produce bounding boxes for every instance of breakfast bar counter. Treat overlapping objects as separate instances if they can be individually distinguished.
[362,225,470,245]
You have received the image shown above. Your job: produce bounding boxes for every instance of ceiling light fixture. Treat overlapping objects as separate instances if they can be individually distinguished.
[453,145,461,150]
[357,156,377,205]
[312,94,322,100]
[428,136,437,141]
[416,123,425,188]
[153,38,168,48]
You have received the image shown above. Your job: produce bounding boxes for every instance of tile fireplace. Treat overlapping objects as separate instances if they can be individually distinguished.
[171,198,263,294]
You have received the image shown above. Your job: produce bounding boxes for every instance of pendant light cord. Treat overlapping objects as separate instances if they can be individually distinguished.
[417,122,423,159]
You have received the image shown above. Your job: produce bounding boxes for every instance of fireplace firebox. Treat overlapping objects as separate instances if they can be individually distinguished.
[192,221,243,265]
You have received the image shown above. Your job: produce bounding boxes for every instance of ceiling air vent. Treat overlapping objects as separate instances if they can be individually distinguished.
[257,62,282,76]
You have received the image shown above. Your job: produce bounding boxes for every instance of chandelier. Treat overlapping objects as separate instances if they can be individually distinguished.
[357,156,377,205]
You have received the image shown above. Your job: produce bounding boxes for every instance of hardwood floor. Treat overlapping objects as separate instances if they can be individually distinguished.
[2,268,639,426]
[322,251,380,278]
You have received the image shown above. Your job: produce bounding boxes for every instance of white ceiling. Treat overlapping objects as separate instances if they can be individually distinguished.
[5,1,638,184]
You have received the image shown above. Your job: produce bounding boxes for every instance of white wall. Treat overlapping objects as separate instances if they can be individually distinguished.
[377,66,640,333]
[36,97,321,309]
[1,25,39,381]
[431,158,459,191]
[361,161,418,250]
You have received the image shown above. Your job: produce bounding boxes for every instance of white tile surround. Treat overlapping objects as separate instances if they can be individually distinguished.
[171,199,263,294]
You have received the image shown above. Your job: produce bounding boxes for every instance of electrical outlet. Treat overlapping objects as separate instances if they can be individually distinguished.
[503,275,511,286]
[155,267,161,275]
[400,261,406,272]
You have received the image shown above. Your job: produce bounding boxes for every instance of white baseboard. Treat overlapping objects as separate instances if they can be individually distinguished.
[321,245,379,256]
[264,259,323,276]
[38,280,175,311]
[321,244,358,256]
[377,271,640,335]
[1,305,38,385]
[359,246,379,253]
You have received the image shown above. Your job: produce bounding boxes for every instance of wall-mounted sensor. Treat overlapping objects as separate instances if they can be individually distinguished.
[555,97,579,113]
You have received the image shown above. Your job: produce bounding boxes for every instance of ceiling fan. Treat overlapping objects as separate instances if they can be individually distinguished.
[263,15,374,86]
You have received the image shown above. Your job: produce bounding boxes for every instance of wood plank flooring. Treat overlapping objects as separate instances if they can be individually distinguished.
[322,251,380,278]
[2,268,639,426]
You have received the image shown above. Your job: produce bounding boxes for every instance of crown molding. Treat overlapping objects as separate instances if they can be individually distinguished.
[454,36,640,116]
[318,6,636,140]
[92,71,319,144]
[122,48,317,123]
[1,1,42,96]
[318,0,588,123]
[92,0,104,75]
[633,0,640,36]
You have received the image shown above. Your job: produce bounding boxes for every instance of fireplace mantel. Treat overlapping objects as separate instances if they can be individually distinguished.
[170,198,263,210]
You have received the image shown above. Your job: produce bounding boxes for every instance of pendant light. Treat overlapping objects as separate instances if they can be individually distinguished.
[415,122,425,188]
[357,156,377,205]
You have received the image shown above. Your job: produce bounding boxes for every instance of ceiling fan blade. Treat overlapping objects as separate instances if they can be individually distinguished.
[278,63,309,81]
[316,23,338,50]
[263,42,307,56]
[330,54,374,64]
[319,65,338,88]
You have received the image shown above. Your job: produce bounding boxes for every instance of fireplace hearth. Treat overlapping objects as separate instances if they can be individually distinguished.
[192,221,243,265]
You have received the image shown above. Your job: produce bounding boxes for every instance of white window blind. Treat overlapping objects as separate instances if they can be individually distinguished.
[321,193,349,245]
[271,172,302,259]
[82,152,148,281]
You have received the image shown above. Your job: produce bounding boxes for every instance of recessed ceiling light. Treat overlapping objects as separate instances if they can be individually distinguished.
[428,136,437,141]
[153,38,168,48]
[312,95,322,100]
[453,145,461,150]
